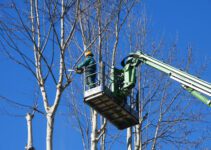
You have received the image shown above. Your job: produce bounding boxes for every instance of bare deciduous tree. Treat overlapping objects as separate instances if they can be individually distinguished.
[0,0,79,149]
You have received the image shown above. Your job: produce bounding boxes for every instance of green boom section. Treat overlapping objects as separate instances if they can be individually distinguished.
[184,86,211,107]
[129,51,211,97]
[125,50,211,107]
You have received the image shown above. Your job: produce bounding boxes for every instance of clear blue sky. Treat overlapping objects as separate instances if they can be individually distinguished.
[0,0,211,149]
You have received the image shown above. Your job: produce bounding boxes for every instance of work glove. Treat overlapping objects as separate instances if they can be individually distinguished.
[75,67,84,74]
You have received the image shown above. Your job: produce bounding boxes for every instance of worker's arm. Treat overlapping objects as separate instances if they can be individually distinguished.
[77,57,91,69]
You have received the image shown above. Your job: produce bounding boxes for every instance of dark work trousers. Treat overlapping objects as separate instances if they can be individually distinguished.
[85,72,96,89]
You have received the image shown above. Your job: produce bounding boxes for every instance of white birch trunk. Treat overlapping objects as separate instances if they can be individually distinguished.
[25,113,34,150]
[135,125,141,150]
[152,100,163,150]
[97,0,102,63]
[91,109,98,150]
[135,68,142,150]
[127,127,132,150]
[46,113,54,150]
[100,117,106,150]
[100,133,105,150]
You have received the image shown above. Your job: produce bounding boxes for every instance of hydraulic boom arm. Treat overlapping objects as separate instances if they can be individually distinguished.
[121,51,211,107]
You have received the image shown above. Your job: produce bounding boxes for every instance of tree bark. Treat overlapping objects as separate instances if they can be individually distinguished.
[135,67,142,150]
[91,109,98,150]
[46,113,54,150]
[151,89,165,150]
[100,117,106,150]
[25,113,34,150]
[127,127,132,150]
[97,0,102,63]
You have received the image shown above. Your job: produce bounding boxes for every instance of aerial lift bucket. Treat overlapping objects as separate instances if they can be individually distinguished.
[83,62,139,130]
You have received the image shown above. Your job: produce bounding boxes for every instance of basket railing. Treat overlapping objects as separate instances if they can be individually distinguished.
[83,62,139,112]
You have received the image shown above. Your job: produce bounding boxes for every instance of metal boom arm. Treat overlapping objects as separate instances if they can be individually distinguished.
[125,51,211,107]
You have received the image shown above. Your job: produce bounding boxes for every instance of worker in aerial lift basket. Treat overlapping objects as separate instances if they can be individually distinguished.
[75,50,97,89]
